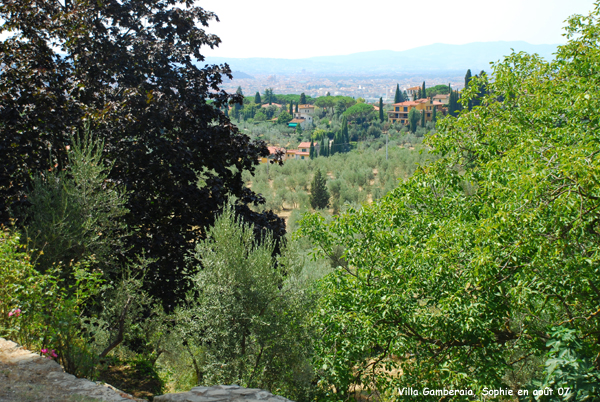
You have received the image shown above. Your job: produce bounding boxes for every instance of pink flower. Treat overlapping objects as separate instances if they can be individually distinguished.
[41,348,48,354]
[8,308,21,318]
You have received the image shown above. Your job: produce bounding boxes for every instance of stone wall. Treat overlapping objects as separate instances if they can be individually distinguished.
[0,338,293,402]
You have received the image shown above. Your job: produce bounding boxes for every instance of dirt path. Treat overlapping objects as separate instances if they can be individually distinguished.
[0,338,143,402]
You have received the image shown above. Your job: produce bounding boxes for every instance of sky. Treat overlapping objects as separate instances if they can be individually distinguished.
[198,0,596,59]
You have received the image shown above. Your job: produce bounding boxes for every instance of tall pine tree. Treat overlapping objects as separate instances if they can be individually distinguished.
[394,84,401,103]
[233,86,244,119]
[379,97,384,122]
[320,135,329,157]
[309,169,329,210]
[465,69,472,89]
[309,141,315,159]
[300,93,306,105]
[465,69,473,111]
[422,81,426,99]
[254,91,261,104]
[341,116,349,152]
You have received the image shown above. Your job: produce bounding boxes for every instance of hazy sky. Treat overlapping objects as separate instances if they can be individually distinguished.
[198,0,596,59]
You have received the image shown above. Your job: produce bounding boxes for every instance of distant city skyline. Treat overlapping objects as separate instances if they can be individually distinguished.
[197,0,595,59]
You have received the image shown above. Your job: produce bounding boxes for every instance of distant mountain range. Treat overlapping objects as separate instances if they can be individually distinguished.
[203,41,559,76]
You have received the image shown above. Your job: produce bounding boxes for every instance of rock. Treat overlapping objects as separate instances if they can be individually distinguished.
[0,337,142,401]
[1,338,293,402]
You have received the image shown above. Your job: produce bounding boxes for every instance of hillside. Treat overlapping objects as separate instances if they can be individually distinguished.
[203,41,558,75]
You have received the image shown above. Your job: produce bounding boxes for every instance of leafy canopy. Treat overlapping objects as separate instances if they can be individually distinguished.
[299,3,600,400]
[0,0,284,306]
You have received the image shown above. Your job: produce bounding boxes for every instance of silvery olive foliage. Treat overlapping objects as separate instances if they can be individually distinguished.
[165,206,319,401]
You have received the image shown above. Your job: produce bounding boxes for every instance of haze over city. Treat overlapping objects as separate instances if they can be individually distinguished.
[199,0,595,59]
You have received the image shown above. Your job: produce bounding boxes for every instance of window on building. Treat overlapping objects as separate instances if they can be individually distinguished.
[404,107,408,112]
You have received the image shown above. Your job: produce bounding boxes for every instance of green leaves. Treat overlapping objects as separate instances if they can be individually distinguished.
[300,4,600,399]
[173,206,317,400]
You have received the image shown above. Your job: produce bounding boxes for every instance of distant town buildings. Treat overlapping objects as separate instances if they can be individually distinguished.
[217,74,464,104]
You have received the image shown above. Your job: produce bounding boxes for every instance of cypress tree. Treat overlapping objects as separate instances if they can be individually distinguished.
[254,91,261,104]
[309,141,315,159]
[394,84,401,103]
[465,69,472,89]
[418,87,422,100]
[289,102,293,115]
[465,69,473,111]
[300,92,306,105]
[422,81,426,99]
[295,102,299,113]
[320,137,326,157]
[379,97,384,122]
[341,116,349,152]
[309,169,330,210]
[331,131,340,155]
[408,108,419,133]
[403,90,408,102]
[234,86,244,118]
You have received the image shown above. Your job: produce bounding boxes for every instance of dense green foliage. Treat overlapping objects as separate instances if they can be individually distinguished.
[342,103,375,123]
[20,131,128,277]
[299,5,600,400]
[310,169,330,210]
[246,142,435,215]
[426,84,452,97]
[166,206,320,400]
[0,0,285,308]
[394,84,403,103]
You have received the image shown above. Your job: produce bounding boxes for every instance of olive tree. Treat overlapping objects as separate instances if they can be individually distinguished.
[172,206,317,400]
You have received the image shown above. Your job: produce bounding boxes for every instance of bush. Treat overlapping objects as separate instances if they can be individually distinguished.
[165,206,316,400]
[0,226,103,378]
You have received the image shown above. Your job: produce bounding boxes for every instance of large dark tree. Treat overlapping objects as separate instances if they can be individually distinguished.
[254,91,262,104]
[378,97,384,122]
[299,92,306,105]
[0,0,284,307]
